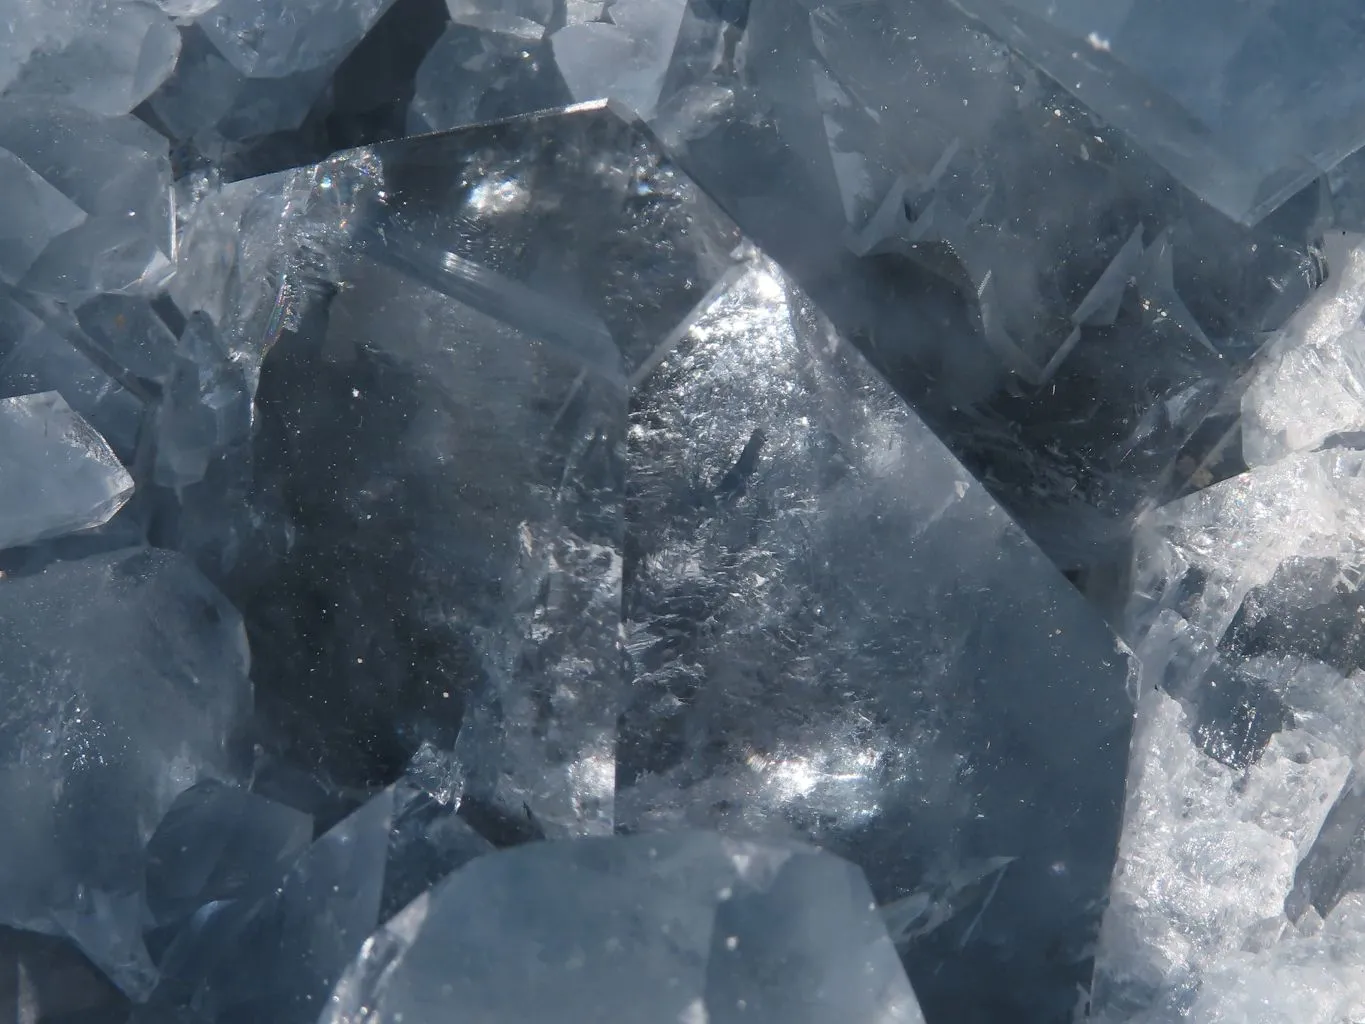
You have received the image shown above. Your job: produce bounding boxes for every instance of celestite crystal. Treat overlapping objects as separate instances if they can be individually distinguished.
[13,3,1365,1023]
[321,833,926,1024]
[0,391,132,550]
[950,0,1365,225]
[0,548,250,999]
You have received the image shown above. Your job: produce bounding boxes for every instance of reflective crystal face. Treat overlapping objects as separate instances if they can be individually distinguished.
[950,0,1365,225]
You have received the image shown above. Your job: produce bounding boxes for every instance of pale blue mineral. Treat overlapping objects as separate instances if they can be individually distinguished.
[0,547,251,999]
[0,391,132,550]
[321,832,926,1024]
[169,103,1137,1023]
[0,102,172,300]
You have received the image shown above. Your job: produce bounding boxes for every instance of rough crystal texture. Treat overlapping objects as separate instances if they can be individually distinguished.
[1242,233,1365,466]
[0,547,251,999]
[950,0,1365,225]
[0,392,132,550]
[321,832,926,1024]
[405,0,1320,584]
[175,102,735,817]
[1097,449,1365,1020]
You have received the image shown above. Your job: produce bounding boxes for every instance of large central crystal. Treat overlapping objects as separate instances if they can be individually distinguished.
[157,101,1138,1023]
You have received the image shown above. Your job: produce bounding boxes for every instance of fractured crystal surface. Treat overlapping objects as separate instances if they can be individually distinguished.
[175,103,735,818]
[404,0,1321,581]
[1242,233,1365,467]
[0,547,251,999]
[0,391,132,551]
[321,832,926,1024]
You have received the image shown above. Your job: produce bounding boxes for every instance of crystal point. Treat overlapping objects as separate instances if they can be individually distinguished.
[0,391,132,550]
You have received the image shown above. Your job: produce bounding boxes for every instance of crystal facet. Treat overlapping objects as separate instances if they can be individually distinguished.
[0,548,251,998]
[0,391,132,550]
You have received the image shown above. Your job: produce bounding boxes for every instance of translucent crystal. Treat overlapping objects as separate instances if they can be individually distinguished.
[169,101,1136,1021]
[175,103,735,814]
[144,787,392,1024]
[0,391,132,550]
[401,0,1319,573]
[0,148,86,282]
[75,294,181,388]
[143,780,312,928]
[152,312,251,488]
[147,0,397,156]
[619,253,1137,1022]
[321,833,926,1024]
[0,547,251,998]
[551,0,689,120]
[950,0,1365,224]
[198,0,396,77]
[141,777,491,1024]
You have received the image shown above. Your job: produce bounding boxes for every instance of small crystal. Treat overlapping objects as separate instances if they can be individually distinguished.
[0,391,132,550]
[4,0,180,117]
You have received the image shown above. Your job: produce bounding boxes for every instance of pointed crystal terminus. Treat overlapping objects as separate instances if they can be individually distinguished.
[176,101,1136,1022]
[321,833,927,1024]
[0,391,132,550]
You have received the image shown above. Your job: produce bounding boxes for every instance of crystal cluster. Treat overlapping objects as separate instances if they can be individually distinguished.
[5,2,1365,1024]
